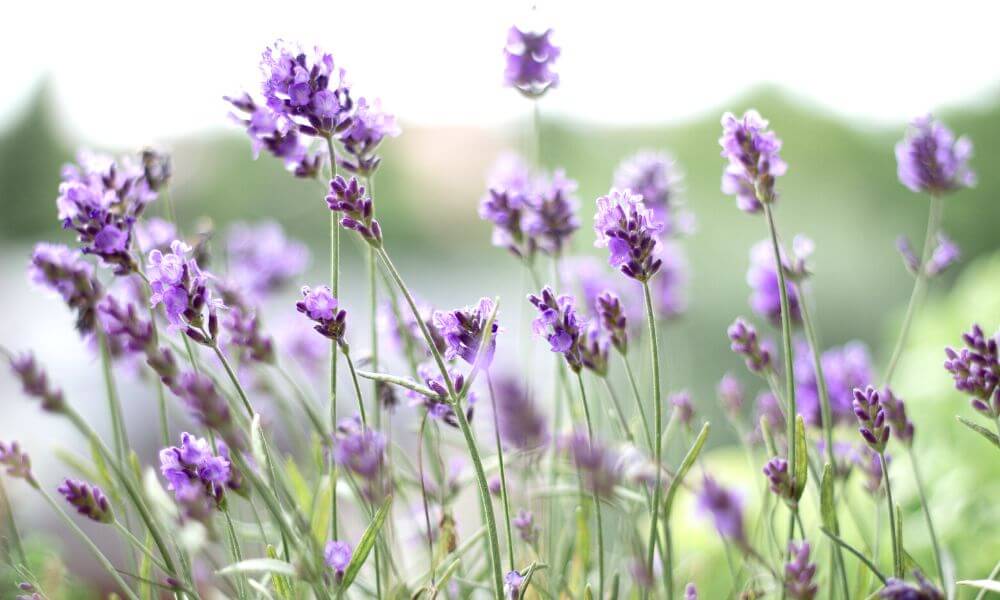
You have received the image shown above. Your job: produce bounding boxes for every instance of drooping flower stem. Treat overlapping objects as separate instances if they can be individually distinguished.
[486,372,516,571]
[325,134,341,541]
[908,448,945,586]
[376,245,504,599]
[575,371,605,599]
[884,195,942,385]
[642,280,665,596]
[880,452,902,578]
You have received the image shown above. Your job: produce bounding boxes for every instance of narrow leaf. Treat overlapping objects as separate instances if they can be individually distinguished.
[217,558,297,578]
[664,422,710,513]
[957,580,1000,593]
[956,416,1000,448]
[820,463,836,531]
[760,416,777,458]
[793,415,808,500]
[340,495,393,592]
[267,544,293,600]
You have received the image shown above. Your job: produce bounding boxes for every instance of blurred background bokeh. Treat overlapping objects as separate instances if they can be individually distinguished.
[1,1,999,597]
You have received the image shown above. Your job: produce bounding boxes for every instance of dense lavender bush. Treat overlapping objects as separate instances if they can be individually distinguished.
[1,25,995,600]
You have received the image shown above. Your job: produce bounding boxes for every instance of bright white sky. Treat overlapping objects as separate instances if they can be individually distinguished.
[2,0,999,147]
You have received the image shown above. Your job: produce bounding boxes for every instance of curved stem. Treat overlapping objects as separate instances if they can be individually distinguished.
[487,372,516,571]
[884,195,942,386]
[880,452,901,578]
[209,344,254,418]
[575,371,605,599]
[642,282,664,599]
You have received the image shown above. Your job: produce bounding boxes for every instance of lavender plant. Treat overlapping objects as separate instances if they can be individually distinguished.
[1,27,991,600]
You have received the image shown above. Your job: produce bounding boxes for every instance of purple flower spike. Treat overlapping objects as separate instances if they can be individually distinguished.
[852,386,890,452]
[324,540,352,581]
[326,175,383,247]
[560,430,621,498]
[762,457,795,503]
[895,115,975,195]
[597,291,629,353]
[177,374,244,451]
[260,40,353,137]
[226,221,309,299]
[670,390,694,428]
[523,169,580,256]
[881,388,915,446]
[785,541,818,600]
[297,285,348,343]
[337,97,400,176]
[503,26,560,97]
[719,110,787,213]
[148,240,222,341]
[409,365,476,428]
[434,298,499,369]
[491,376,549,451]
[528,287,585,372]
[727,317,773,374]
[334,416,390,502]
[513,509,539,544]
[594,188,665,283]
[795,340,873,428]
[29,243,103,335]
[57,479,113,524]
[717,373,745,418]
[224,93,324,178]
[504,570,525,599]
[0,441,35,484]
[579,322,610,376]
[159,432,242,518]
[614,150,683,230]
[880,571,944,599]
[944,324,1000,419]
[857,445,887,496]
[98,295,179,390]
[747,240,801,327]
[8,352,64,412]
[696,476,746,546]
[479,154,534,259]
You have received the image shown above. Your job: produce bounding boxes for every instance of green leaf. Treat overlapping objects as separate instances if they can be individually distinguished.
[217,558,297,578]
[664,422,710,513]
[246,579,277,600]
[339,495,393,593]
[793,415,808,500]
[760,416,777,458]
[957,580,1000,593]
[820,463,836,531]
[584,583,593,600]
[267,544,294,600]
[956,416,1000,448]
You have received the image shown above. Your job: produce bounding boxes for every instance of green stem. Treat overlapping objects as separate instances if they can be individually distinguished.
[339,345,369,428]
[367,175,381,428]
[575,371,605,600]
[99,332,129,470]
[325,134,341,543]
[975,559,1000,600]
[0,476,26,565]
[908,447,945,587]
[642,282,664,599]
[619,351,654,451]
[113,519,171,575]
[820,527,888,585]
[880,452,901,578]
[487,372,517,572]
[601,375,635,444]
[210,344,254,418]
[884,195,942,386]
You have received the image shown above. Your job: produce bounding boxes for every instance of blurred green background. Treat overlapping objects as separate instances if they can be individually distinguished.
[1,81,998,597]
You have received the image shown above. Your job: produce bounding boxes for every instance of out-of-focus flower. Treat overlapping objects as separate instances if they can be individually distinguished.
[504,570,525,600]
[560,430,621,498]
[409,365,475,428]
[135,218,177,254]
[594,189,664,282]
[29,243,103,335]
[98,295,180,391]
[728,317,773,374]
[943,324,999,418]
[719,110,787,213]
[880,387,915,446]
[652,240,689,319]
[503,26,560,97]
[596,291,629,353]
[895,115,975,195]
[696,476,745,546]
[297,285,347,344]
[857,445,887,496]
[379,298,447,360]
[747,240,800,327]
[334,415,390,501]
[177,374,244,451]
[897,232,960,278]
[226,221,308,298]
[7,352,64,413]
[880,571,944,599]
[852,386,890,452]
[784,541,818,600]
[324,540,352,581]
[260,40,353,137]
[579,322,610,376]
[685,583,698,600]
[434,298,499,369]
[717,373,745,418]
[0,441,35,484]
[491,376,549,451]
[752,391,785,445]
[528,287,585,371]
[326,176,383,247]
[58,479,113,524]
[338,97,400,175]
[613,150,684,229]
[513,509,539,544]
[670,390,694,428]
[141,148,172,191]
[795,340,873,427]
[523,169,579,256]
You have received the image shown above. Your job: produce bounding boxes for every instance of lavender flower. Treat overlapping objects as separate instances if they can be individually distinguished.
[326,175,383,246]
[177,374,244,451]
[57,479,113,524]
[613,150,684,231]
[596,291,628,353]
[881,387,915,446]
[747,240,800,326]
[7,352,64,412]
[795,340,873,427]
[895,116,975,195]
[29,243,102,335]
[719,110,787,213]
[685,583,698,600]
[434,298,498,369]
[523,169,580,255]
[226,221,308,298]
[297,285,347,344]
[528,287,585,371]
[333,416,390,501]
[0,441,35,484]
[504,570,525,599]
[784,541,818,600]
[337,97,400,175]
[379,298,447,359]
[651,240,689,319]
[897,232,960,278]
[214,283,275,364]
[513,509,539,544]
[670,390,694,428]
[728,317,773,374]
[160,432,241,511]
[260,41,353,137]
[148,240,221,339]
[491,376,549,451]
[717,372,745,418]
[943,324,999,418]
[853,386,890,452]
[224,93,324,178]
[880,571,944,599]
[762,457,794,503]
[857,445,887,496]
[324,540,352,581]
[594,188,665,282]
[16,582,42,600]
[98,295,179,390]
[409,365,475,428]
[479,154,534,259]
[503,26,560,97]
[696,476,745,546]
[560,430,621,498]
[579,322,610,376]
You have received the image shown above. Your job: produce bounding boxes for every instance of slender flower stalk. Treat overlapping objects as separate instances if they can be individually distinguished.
[486,373,516,571]
[325,134,342,542]
[575,371,606,598]
[641,281,665,597]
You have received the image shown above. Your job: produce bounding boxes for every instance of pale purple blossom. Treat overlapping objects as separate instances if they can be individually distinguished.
[747,240,800,326]
[895,115,975,195]
[226,221,308,298]
[719,110,787,213]
[696,476,746,545]
[433,298,499,368]
[503,27,560,96]
[594,188,664,282]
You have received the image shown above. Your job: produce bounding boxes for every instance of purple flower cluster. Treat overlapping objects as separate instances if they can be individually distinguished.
[858,445,887,496]
[651,241,689,319]
[524,170,580,255]
[943,324,999,418]
[504,570,525,600]
[670,390,694,428]
[696,476,745,546]
[895,115,975,195]
[226,221,308,299]
[513,509,539,544]
[579,323,611,376]
[224,93,324,178]
[596,291,628,353]
[762,457,794,503]
[795,340,873,427]
[57,479,113,524]
[727,317,773,374]
[747,240,801,327]
[560,430,621,498]
[719,110,787,213]
[880,388,915,446]
[897,232,960,278]
[880,571,944,599]
[325,540,352,581]
[0,441,34,484]
[784,541,818,600]
[852,386,890,452]
[334,416,390,501]
[594,188,665,282]
[148,240,221,338]
[433,298,498,368]
[409,365,475,428]
[29,243,103,335]
[135,217,177,254]
[217,285,275,365]
[503,26,560,97]
[528,287,585,372]
[260,41,352,137]
[613,150,685,231]
[297,285,347,344]
[56,151,159,274]
[98,295,180,390]
[491,377,549,451]
[717,373,745,418]
[7,352,64,412]
[326,176,383,247]
[379,298,447,360]
[160,432,242,514]
[338,97,401,175]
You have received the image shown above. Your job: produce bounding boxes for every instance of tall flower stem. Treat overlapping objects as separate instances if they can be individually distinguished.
[366,175,381,427]
[324,134,341,542]
[376,246,504,598]
[98,332,130,472]
[339,345,369,428]
[908,448,944,586]
[880,452,902,578]
[884,195,942,385]
[487,372,516,571]
[575,371,605,599]
[642,281,664,597]
[619,351,654,451]
[761,201,799,555]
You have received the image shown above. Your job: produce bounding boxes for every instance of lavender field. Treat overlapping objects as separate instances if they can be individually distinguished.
[1,5,1000,600]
